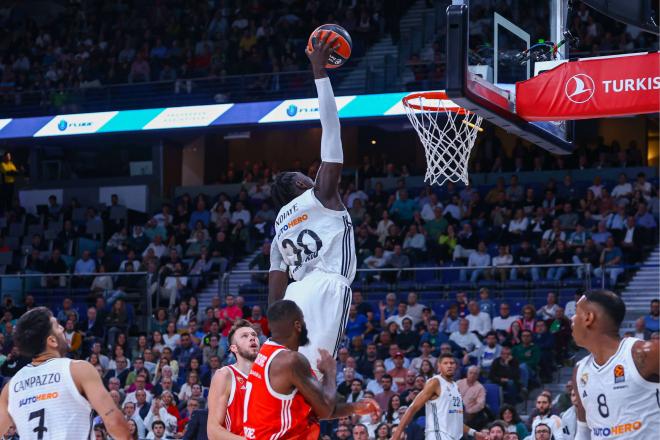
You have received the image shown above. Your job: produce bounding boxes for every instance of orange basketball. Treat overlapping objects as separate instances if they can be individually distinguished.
[307,24,352,69]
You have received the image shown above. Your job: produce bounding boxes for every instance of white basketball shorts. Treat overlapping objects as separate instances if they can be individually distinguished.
[283,270,352,378]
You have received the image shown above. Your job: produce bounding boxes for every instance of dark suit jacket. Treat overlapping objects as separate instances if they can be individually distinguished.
[182,409,208,440]
[103,368,129,388]
[138,402,151,421]
[78,318,105,339]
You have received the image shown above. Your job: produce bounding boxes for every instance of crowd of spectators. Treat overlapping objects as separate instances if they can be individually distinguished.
[0,138,656,439]
[0,0,411,111]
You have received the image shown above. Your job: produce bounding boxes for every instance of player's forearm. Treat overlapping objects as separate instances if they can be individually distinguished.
[103,409,131,440]
[207,424,244,440]
[268,270,288,306]
[315,77,343,164]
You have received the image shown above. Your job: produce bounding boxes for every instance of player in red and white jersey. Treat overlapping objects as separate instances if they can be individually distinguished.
[207,319,260,440]
[243,300,379,439]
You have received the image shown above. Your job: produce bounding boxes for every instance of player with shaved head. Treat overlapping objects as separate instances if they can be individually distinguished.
[571,290,659,439]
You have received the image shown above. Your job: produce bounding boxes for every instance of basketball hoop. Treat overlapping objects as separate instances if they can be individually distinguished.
[402,91,483,186]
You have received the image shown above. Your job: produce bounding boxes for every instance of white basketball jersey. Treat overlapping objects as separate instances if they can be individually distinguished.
[274,188,355,283]
[425,375,464,440]
[575,337,660,439]
[8,358,94,440]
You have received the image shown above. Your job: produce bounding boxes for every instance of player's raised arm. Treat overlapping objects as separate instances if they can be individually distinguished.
[306,33,344,211]
[207,369,244,440]
[71,360,130,440]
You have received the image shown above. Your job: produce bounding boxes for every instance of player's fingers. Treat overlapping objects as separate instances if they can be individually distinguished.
[322,30,332,46]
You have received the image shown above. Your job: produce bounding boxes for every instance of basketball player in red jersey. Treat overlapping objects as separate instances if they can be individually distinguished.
[243,300,380,439]
[207,319,260,439]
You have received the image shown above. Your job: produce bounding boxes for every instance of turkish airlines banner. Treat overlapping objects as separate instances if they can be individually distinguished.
[516,52,660,121]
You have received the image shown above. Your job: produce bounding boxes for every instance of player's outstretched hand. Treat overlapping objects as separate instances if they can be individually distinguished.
[353,398,380,417]
[316,349,337,378]
[305,30,339,74]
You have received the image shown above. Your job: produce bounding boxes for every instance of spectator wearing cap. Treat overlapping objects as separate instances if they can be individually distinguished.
[384,344,410,371]
[387,351,408,390]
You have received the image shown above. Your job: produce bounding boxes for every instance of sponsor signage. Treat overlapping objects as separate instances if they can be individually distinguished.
[516,52,660,121]
[142,104,233,130]
[258,96,354,123]
[34,112,118,137]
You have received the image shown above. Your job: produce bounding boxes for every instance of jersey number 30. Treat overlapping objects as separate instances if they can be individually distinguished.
[29,408,47,439]
[282,229,323,267]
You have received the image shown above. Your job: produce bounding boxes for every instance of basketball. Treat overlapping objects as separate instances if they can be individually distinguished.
[306,24,352,69]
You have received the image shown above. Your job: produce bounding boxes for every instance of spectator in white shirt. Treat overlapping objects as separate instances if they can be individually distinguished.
[443,195,462,221]
[153,205,173,227]
[460,241,491,283]
[508,209,530,239]
[363,246,387,269]
[542,219,566,245]
[405,291,426,325]
[450,319,482,357]
[634,172,652,200]
[466,301,492,338]
[142,235,167,259]
[588,175,604,198]
[384,302,415,329]
[491,245,513,281]
[402,224,426,256]
[345,184,369,208]
[538,292,560,320]
[611,173,633,199]
[230,201,251,225]
[421,193,443,221]
[492,303,519,335]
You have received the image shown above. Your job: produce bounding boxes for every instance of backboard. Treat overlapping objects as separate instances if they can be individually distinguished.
[446,0,575,154]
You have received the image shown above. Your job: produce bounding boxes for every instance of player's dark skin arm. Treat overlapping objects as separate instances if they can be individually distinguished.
[572,367,588,423]
[307,32,344,211]
[268,270,288,305]
[268,349,379,420]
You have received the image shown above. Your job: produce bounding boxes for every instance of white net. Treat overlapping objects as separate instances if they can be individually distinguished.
[403,94,483,186]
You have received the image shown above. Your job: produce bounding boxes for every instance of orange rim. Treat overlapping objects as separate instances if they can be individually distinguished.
[402,91,469,115]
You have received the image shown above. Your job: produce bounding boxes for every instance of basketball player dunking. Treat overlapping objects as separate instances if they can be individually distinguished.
[207,319,260,439]
[392,354,486,440]
[243,300,379,439]
[0,307,130,440]
[268,33,355,377]
[571,290,659,440]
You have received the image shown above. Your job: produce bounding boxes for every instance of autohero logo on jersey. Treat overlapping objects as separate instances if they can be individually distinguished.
[18,392,59,408]
[591,421,643,437]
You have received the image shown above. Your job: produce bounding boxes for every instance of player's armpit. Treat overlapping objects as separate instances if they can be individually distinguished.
[314,162,343,210]
[71,360,131,440]
[207,368,243,440]
[284,352,335,419]
[632,339,659,382]
[0,383,14,435]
